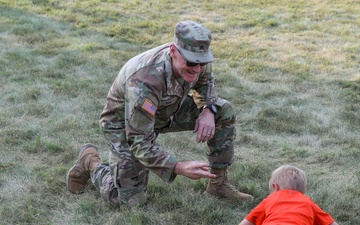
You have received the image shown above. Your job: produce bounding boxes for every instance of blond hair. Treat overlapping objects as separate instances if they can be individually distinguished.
[269,165,307,193]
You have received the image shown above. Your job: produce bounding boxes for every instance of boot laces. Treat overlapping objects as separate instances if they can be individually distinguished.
[222,173,238,192]
[223,180,238,192]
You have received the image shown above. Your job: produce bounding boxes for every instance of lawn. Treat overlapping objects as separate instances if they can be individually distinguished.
[0,0,359,224]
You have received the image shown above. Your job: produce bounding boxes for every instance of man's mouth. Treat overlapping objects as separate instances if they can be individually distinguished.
[187,70,197,75]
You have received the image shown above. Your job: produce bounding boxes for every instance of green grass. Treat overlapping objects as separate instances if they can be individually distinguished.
[1,0,360,224]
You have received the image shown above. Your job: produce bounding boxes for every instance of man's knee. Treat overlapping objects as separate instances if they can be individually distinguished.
[111,152,149,205]
[215,99,236,124]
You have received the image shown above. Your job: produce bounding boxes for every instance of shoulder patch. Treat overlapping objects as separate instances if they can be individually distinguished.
[141,99,157,116]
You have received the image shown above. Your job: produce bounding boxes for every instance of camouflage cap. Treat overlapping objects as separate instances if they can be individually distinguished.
[173,21,214,63]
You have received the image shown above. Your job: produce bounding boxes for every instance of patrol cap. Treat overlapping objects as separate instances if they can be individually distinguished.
[173,21,214,63]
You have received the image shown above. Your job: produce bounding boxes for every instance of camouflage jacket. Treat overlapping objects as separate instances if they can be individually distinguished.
[99,43,216,183]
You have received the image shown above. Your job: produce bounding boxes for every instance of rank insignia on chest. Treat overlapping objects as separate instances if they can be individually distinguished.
[141,99,157,116]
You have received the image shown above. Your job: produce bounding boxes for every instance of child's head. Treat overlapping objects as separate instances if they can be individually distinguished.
[269,165,307,194]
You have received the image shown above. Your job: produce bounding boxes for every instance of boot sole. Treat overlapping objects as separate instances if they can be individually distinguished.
[204,190,253,201]
[66,143,98,194]
[205,184,254,200]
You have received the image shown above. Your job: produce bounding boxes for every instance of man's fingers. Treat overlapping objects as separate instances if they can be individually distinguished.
[196,162,209,167]
[178,161,216,180]
[200,171,216,179]
[199,166,209,171]
[194,163,216,179]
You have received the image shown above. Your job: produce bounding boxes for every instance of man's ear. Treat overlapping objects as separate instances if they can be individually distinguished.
[271,183,280,192]
[169,44,175,56]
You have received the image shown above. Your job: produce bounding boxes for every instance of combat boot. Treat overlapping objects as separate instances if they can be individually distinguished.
[66,143,101,194]
[206,168,253,200]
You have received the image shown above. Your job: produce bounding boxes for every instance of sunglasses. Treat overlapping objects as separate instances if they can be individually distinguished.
[175,47,208,67]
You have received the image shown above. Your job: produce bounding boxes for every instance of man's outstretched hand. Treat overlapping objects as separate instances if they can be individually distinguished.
[174,161,217,180]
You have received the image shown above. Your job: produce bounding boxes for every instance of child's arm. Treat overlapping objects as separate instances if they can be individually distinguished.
[238,219,254,225]
[330,222,339,225]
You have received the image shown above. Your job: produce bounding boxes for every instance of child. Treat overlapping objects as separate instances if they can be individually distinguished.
[238,165,339,225]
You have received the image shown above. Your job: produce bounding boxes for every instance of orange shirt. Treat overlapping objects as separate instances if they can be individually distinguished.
[245,190,335,225]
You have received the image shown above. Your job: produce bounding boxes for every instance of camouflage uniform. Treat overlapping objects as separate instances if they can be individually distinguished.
[91,43,236,205]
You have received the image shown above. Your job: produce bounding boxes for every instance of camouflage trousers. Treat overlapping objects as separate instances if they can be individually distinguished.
[91,96,236,205]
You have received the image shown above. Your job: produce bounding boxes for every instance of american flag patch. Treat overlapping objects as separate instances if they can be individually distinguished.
[141,99,156,116]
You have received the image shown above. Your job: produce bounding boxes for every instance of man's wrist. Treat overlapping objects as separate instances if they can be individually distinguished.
[174,162,182,175]
[203,102,217,115]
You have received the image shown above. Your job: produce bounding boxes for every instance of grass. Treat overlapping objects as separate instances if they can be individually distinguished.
[1,0,359,224]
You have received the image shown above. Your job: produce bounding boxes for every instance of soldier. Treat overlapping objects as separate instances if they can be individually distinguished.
[66,20,253,206]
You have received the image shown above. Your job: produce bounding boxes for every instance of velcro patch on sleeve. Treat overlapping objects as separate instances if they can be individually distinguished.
[141,99,157,116]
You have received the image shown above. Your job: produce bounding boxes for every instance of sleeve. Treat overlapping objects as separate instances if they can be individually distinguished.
[312,203,336,225]
[245,200,267,225]
[125,71,178,183]
[191,63,216,108]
